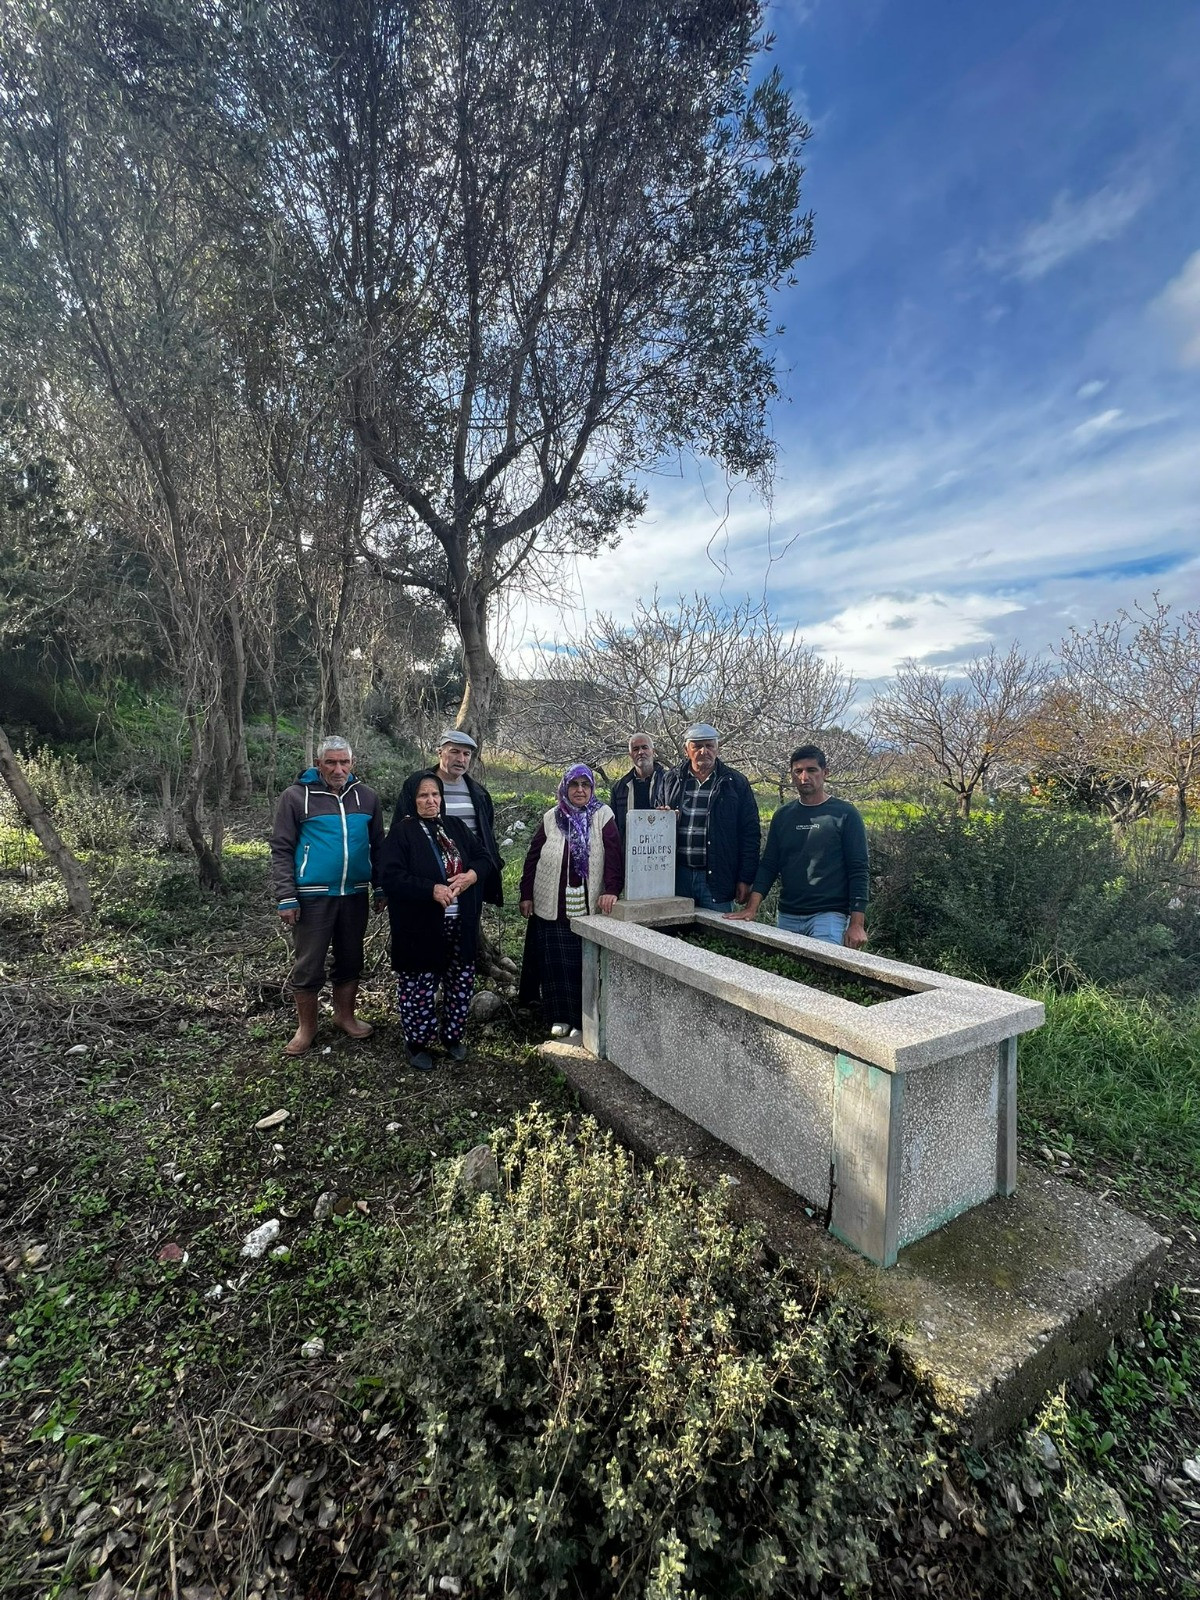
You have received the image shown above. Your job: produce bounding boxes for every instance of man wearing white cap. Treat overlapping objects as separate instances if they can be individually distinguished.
[662,723,760,912]
[395,730,504,905]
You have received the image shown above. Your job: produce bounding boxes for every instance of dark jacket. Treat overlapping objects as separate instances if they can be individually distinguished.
[379,812,492,973]
[662,756,761,904]
[610,762,667,840]
[396,768,504,905]
[270,770,384,908]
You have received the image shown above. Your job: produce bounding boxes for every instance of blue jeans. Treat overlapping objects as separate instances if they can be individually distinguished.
[675,866,734,914]
[777,911,848,946]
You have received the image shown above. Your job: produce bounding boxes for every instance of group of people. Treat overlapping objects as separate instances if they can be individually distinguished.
[268,723,869,1066]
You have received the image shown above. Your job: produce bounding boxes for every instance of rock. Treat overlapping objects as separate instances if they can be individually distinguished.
[1031,1430,1060,1470]
[501,837,514,848]
[385,1121,401,1133]
[240,1219,282,1258]
[66,1044,89,1056]
[270,1245,290,1260]
[300,1335,325,1359]
[254,1108,290,1131]
[1183,1459,1200,1484]
[438,1578,463,1596]
[469,989,504,1022]
[457,1145,500,1195]
[204,1284,224,1301]
[313,1191,337,1221]
[512,820,526,831]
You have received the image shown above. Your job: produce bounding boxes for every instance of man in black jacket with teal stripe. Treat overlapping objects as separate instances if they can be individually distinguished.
[270,737,385,1055]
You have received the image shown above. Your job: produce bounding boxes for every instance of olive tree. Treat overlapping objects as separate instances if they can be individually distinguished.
[240,0,814,745]
[0,0,288,885]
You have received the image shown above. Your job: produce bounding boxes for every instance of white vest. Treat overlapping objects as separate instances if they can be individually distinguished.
[532,805,614,920]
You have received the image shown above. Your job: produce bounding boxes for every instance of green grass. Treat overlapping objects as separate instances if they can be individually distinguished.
[1020,984,1200,1184]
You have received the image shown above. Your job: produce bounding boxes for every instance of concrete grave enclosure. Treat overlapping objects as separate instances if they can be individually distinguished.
[577,905,1044,1268]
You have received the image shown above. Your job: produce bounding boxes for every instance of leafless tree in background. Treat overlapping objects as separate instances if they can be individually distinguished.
[871,643,1050,816]
[506,593,862,782]
[1055,597,1200,858]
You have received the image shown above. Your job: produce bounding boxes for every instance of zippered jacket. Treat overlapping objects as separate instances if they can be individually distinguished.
[661,757,761,904]
[270,769,385,908]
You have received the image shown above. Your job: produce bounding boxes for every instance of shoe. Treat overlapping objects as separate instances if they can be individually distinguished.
[444,1041,467,1062]
[550,1023,569,1038]
[407,1049,435,1072]
[566,1028,583,1042]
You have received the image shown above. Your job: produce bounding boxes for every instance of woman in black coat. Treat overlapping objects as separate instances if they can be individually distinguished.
[380,773,492,1070]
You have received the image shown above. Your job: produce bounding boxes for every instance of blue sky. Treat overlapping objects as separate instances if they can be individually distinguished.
[506,0,1200,690]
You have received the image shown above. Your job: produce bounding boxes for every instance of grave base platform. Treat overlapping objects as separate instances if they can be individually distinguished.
[543,1041,1168,1443]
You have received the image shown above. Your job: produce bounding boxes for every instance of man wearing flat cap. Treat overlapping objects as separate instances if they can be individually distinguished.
[395,730,504,905]
[662,723,760,912]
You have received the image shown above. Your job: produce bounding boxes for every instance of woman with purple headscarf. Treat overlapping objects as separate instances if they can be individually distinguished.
[518,764,623,1038]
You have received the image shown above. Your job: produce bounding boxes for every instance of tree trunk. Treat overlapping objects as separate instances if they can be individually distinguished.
[319,643,343,739]
[455,592,503,752]
[1166,782,1190,862]
[180,714,225,891]
[0,724,93,917]
[161,768,178,850]
[223,597,253,804]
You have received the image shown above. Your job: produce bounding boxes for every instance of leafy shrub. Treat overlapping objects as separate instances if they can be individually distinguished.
[0,745,131,852]
[364,1112,945,1598]
[243,717,306,794]
[868,804,1191,995]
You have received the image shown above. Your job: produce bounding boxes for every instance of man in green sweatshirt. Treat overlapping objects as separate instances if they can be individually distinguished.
[726,744,868,948]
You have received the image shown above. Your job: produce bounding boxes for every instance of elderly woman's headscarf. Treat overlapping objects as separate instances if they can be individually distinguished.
[555,763,602,880]
[407,771,463,870]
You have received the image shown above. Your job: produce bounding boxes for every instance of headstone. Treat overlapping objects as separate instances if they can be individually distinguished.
[624,809,676,901]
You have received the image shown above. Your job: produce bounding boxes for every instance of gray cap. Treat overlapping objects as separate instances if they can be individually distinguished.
[683,722,719,743]
[437,728,478,750]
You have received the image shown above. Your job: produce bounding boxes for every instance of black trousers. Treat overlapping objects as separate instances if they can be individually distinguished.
[289,895,369,992]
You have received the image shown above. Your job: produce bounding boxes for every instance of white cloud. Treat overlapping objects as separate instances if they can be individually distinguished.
[986,175,1151,282]
[1150,249,1200,367]
[497,399,1200,684]
[1070,407,1124,445]
[1076,378,1107,400]
[801,592,1023,679]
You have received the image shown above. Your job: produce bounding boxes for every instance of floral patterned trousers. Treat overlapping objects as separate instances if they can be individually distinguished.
[394,921,476,1049]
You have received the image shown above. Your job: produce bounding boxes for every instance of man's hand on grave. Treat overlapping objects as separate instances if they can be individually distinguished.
[844,913,869,949]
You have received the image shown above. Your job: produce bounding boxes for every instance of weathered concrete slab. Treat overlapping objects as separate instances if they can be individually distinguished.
[573,910,1044,1073]
[607,895,695,926]
[544,1042,1168,1443]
